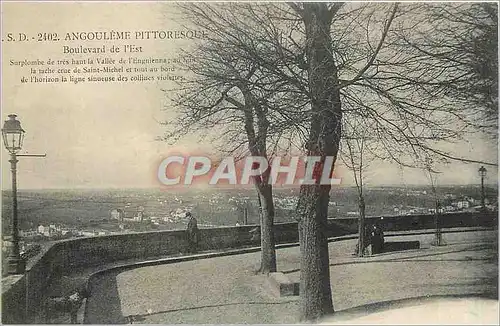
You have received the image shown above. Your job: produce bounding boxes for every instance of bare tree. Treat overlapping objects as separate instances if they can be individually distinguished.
[340,117,378,257]
[423,157,444,246]
[164,3,312,274]
[336,4,498,169]
[394,3,498,137]
[165,2,497,322]
[288,3,343,319]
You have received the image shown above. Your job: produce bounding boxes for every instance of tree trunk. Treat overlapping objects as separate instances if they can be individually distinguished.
[434,200,442,246]
[357,197,366,257]
[297,3,342,321]
[256,183,277,274]
[298,186,334,320]
[240,87,277,274]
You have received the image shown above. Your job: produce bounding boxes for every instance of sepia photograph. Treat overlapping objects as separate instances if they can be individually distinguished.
[1,1,498,324]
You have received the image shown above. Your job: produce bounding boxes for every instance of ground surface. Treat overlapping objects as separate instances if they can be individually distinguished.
[85,230,498,324]
[319,296,499,324]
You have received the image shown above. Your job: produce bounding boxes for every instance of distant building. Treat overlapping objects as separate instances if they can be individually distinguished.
[163,216,174,223]
[457,201,470,209]
[445,193,457,200]
[110,208,125,221]
[486,204,497,211]
[429,208,445,214]
[20,230,38,237]
[171,208,187,219]
[444,206,455,212]
[81,230,97,237]
[37,225,50,236]
[134,211,144,222]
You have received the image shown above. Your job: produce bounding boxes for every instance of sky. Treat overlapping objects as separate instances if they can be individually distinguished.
[1,2,498,190]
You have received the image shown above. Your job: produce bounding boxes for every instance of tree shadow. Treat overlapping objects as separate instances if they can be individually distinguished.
[125,300,298,322]
[408,277,499,291]
[282,244,495,275]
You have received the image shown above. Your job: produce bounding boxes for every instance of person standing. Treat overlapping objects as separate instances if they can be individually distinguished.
[370,222,385,254]
[186,212,199,253]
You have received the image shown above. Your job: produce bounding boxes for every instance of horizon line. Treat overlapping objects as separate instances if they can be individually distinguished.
[3,183,498,192]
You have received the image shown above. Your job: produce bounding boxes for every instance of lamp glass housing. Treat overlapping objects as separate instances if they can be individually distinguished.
[1,114,25,154]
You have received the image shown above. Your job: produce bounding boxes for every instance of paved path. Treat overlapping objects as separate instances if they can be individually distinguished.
[85,230,498,324]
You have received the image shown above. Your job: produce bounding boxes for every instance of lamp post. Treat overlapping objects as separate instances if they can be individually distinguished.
[2,114,25,274]
[2,114,45,275]
[478,166,487,211]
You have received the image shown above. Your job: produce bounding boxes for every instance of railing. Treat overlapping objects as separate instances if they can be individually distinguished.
[1,211,497,324]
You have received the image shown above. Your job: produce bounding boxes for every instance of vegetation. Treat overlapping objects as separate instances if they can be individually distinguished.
[164,2,497,320]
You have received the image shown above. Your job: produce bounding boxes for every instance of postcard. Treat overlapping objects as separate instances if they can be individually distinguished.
[1,2,498,325]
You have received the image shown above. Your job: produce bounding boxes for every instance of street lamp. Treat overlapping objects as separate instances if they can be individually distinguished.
[2,114,45,275]
[2,114,25,274]
[478,166,487,211]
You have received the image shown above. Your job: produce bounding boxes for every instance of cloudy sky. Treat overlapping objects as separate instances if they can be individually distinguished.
[1,2,497,190]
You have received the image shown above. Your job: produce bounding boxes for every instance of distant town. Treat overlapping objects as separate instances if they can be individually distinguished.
[1,184,496,265]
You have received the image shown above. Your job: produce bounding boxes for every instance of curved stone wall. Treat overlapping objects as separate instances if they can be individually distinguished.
[2,211,497,323]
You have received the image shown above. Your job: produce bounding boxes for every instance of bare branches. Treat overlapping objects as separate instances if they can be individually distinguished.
[162,3,498,320]
[389,3,498,137]
[327,2,345,21]
[342,3,398,88]
[165,2,498,173]
[165,3,311,159]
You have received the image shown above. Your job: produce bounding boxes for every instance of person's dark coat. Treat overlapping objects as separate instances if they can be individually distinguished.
[370,224,384,254]
[186,213,199,252]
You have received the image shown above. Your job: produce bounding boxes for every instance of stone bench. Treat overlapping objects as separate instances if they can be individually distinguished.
[364,241,421,256]
[267,272,299,297]
[383,241,420,252]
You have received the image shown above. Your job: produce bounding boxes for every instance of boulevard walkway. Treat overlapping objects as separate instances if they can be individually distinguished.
[84,230,498,324]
